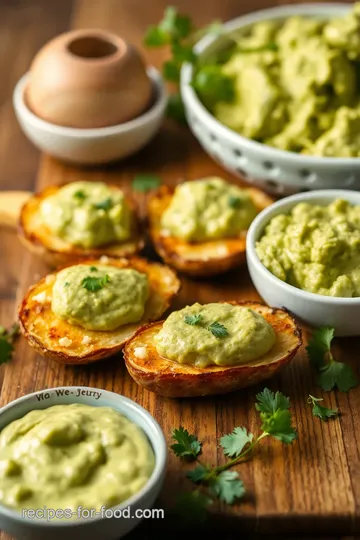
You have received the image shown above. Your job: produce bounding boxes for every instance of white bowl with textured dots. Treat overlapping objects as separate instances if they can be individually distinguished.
[181,4,358,196]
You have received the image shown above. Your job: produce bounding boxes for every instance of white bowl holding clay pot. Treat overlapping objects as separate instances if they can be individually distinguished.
[13,67,167,164]
[246,190,360,336]
[0,387,166,540]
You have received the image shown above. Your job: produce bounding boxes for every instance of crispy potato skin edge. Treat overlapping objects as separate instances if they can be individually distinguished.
[124,302,302,397]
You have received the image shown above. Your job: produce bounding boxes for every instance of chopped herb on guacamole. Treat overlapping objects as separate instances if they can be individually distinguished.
[89,266,98,272]
[94,198,112,211]
[73,190,86,200]
[184,314,203,326]
[64,282,70,287]
[228,195,241,208]
[208,321,228,338]
[82,274,110,292]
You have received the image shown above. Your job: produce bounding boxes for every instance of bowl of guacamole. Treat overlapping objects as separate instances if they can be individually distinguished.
[0,387,166,540]
[246,189,360,336]
[181,3,360,194]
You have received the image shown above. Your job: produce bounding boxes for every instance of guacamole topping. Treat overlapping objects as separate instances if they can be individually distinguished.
[52,264,149,331]
[213,3,360,156]
[40,181,132,248]
[160,178,257,242]
[154,302,276,368]
[256,199,360,297]
[0,404,155,512]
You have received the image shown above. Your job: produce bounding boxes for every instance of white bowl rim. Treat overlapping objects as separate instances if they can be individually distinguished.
[13,66,167,137]
[0,386,167,527]
[247,189,360,305]
[180,3,359,166]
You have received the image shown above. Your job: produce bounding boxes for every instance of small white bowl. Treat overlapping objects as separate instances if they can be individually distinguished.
[13,68,167,165]
[246,190,360,336]
[0,387,166,540]
[181,3,360,195]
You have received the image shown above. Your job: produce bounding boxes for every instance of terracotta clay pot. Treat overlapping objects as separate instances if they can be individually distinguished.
[25,29,152,128]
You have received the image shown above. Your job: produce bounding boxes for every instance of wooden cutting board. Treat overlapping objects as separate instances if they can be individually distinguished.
[1,0,359,537]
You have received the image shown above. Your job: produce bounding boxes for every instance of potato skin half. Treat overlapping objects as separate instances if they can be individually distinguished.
[124,301,302,397]
[19,257,180,365]
[19,184,144,267]
[147,186,274,277]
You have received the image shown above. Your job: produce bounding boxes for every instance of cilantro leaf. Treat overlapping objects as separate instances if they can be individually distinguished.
[255,387,290,414]
[0,323,20,365]
[192,65,235,111]
[228,196,242,208]
[94,198,112,211]
[306,327,334,369]
[210,471,245,504]
[144,26,170,47]
[132,175,162,192]
[186,465,209,483]
[255,388,296,444]
[220,427,253,457]
[171,427,201,460]
[171,41,196,64]
[160,6,192,40]
[89,266,97,272]
[167,93,187,124]
[175,491,212,523]
[73,190,86,200]
[163,59,181,82]
[208,322,228,338]
[184,314,203,326]
[308,395,338,421]
[318,361,358,392]
[82,274,110,292]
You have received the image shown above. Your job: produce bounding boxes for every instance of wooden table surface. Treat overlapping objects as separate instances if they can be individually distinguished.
[1,0,359,538]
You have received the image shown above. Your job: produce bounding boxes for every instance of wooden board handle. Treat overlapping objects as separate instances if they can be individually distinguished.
[0,191,31,228]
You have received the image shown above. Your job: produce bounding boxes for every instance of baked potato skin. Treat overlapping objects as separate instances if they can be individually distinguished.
[124,301,302,397]
[19,257,180,365]
[147,186,274,277]
[19,185,144,267]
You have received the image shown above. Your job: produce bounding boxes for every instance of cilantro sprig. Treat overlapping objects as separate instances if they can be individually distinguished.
[307,394,339,421]
[94,198,112,211]
[183,314,228,338]
[172,388,297,520]
[82,274,110,292]
[144,7,235,122]
[132,175,162,193]
[0,323,20,365]
[306,327,358,392]
[184,314,203,326]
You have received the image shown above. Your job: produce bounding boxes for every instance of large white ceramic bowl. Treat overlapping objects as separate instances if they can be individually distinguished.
[246,190,360,336]
[0,387,166,540]
[13,67,167,165]
[181,4,359,195]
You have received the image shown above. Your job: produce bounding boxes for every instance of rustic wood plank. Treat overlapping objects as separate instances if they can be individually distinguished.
[0,0,359,538]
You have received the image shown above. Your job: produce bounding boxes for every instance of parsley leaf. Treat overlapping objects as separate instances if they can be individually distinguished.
[144,26,170,47]
[186,465,209,483]
[171,427,201,460]
[82,274,110,292]
[73,190,86,200]
[306,327,358,392]
[210,471,245,504]
[89,266,97,272]
[308,395,338,421]
[159,6,192,41]
[184,314,203,326]
[94,198,112,211]
[208,321,228,338]
[228,196,241,208]
[175,491,212,523]
[132,175,162,192]
[0,323,20,365]
[220,427,253,457]
[255,388,297,444]
[192,66,235,111]
[163,59,181,82]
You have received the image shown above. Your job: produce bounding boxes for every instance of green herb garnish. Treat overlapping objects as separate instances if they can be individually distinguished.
[307,395,339,421]
[306,327,358,392]
[73,190,86,200]
[89,266,97,272]
[64,282,70,287]
[208,321,228,338]
[82,274,110,292]
[0,323,20,364]
[228,196,241,208]
[94,198,112,211]
[173,388,296,521]
[184,314,203,326]
[191,65,235,111]
[132,175,162,192]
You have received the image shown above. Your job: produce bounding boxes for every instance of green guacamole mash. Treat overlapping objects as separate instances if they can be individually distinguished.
[52,264,149,331]
[213,3,360,156]
[40,181,132,248]
[161,177,257,242]
[155,302,276,368]
[0,404,155,512]
[256,199,360,297]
